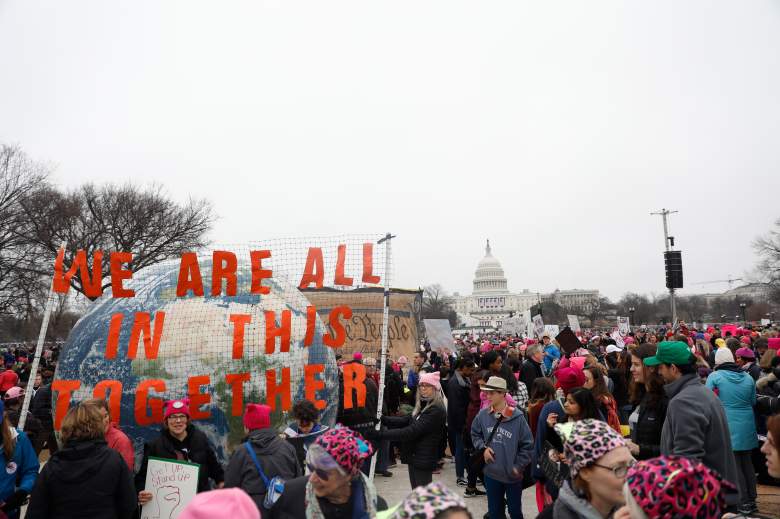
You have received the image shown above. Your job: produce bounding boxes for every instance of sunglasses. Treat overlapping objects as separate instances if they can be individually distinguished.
[306,463,331,481]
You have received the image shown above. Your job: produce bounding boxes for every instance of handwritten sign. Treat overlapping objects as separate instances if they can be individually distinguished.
[532,314,545,339]
[141,457,199,519]
[567,315,581,333]
[617,316,630,337]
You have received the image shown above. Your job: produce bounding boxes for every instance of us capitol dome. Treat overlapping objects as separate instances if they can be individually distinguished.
[448,240,599,330]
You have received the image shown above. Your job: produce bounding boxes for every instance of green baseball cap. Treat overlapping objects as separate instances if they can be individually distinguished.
[643,341,693,366]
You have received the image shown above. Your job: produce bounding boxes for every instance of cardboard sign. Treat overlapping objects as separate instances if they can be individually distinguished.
[610,330,625,349]
[532,314,545,338]
[617,316,630,337]
[424,319,453,352]
[141,457,200,519]
[544,325,560,337]
[555,327,581,356]
[761,319,771,326]
[501,316,526,335]
[567,315,581,333]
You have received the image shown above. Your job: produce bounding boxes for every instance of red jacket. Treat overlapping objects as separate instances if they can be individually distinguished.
[0,370,19,392]
[105,423,134,471]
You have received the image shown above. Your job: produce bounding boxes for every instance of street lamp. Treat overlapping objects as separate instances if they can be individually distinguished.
[739,303,747,324]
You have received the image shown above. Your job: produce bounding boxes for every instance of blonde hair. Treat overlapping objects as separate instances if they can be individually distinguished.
[1,416,15,460]
[61,402,105,444]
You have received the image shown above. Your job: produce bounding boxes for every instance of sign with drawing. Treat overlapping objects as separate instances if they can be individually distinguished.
[141,457,200,519]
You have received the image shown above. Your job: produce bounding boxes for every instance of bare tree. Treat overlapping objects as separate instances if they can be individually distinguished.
[422,284,458,327]
[18,182,215,298]
[753,218,780,304]
[0,145,50,315]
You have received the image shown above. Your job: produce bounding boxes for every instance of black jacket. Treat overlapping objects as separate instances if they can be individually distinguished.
[519,359,544,391]
[224,428,302,510]
[30,384,53,429]
[379,401,446,470]
[135,425,224,493]
[446,372,470,433]
[384,367,402,414]
[27,439,136,519]
[631,392,669,460]
[268,476,387,519]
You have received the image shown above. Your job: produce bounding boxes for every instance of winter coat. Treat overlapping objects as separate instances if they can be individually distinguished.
[706,363,758,451]
[533,399,566,470]
[543,345,561,374]
[742,362,762,382]
[547,481,612,519]
[465,370,487,445]
[379,400,446,470]
[0,429,38,510]
[660,373,739,497]
[757,371,780,398]
[470,406,534,484]
[519,359,544,392]
[30,384,53,429]
[383,366,403,414]
[135,424,224,494]
[26,438,135,519]
[630,392,668,460]
[267,475,388,519]
[446,371,471,433]
[105,423,135,471]
[225,428,302,510]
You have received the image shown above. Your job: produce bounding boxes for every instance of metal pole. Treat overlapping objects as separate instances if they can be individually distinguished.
[19,242,66,430]
[651,209,678,326]
[369,232,394,480]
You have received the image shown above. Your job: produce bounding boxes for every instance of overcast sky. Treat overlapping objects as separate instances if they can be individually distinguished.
[1,1,778,300]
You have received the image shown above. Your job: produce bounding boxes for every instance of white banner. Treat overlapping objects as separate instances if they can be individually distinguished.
[567,314,581,333]
[532,314,545,338]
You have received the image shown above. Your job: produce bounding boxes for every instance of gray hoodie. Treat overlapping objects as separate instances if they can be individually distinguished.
[552,481,612,519]
[470,406,533,484]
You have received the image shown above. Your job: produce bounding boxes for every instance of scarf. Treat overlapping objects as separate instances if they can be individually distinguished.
[305,473,377,519]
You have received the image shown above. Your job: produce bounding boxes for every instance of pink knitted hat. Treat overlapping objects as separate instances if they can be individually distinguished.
[164,399,190,420]
[419,371,441,391]
[179,488,259,519]
[243,403,271,430]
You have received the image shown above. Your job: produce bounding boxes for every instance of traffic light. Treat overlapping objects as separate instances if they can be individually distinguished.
[664,251,683,289]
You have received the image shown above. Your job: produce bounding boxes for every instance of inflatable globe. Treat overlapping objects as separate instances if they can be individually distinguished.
[54,257,339,465]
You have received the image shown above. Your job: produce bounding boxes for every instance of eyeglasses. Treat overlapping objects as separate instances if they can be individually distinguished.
[306,463,331,481]
[592,458,637,479]
[168,415,188,423]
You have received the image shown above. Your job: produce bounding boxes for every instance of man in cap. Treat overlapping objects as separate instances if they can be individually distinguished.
[644,341,739,506]
[541,332,560,376]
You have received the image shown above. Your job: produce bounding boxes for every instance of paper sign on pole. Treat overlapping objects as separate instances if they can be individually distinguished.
[567,315,581,333]
[532,314,545,338]
[617,316,630,337]
[424,319,453,352]
[141,457,199,519]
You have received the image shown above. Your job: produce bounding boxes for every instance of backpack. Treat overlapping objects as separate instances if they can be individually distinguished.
[243,442,285,510]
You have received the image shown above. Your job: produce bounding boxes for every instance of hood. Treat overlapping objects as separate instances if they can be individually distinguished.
[715,362,743,374]
[246,428,280,452]
[556,481,608,519]
[715,363,751,382]
[49,439,112,483]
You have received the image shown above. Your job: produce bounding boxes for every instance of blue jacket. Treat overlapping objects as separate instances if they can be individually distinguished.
[543,345,561,374]
[0,429,39,501]
[407,369,419,389]
[706,363,758,451]
[471,406,533,484]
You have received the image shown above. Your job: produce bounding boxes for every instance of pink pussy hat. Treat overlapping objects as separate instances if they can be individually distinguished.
[164,399,190,420]
[419,371,441,391]
[179,488,259,519]
[243,403,272,430]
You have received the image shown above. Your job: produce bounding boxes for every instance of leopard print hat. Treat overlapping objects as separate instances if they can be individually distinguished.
[391,482,467,519]
[314,425,374,477]
[554,418,626,478]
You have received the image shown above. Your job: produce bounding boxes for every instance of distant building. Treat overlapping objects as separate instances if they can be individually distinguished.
[700,283,773,304]
[447,240,600,329]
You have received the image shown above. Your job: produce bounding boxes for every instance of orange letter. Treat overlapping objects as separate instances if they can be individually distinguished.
[93,380,122,423]
[212,250,237,296]
[324,306,352,348]
[298,247,324,289]
[135,379,166,426]
[264,310,291,354]
[304,306,317,347]
[52,380,81,430]
[362,243,380,284]
[229,314,252,359]
[334,244,353,286]
[176,252,204,296]
[342,363,366,409]
[266,367,291,411]
[52,249,103,298]
[250,250,272,295]
[304,364,327,410]
[127,312,166,360]
[104,313,124,359]
[226,373,251,417]
[110,252,135,298]
[187,375,211,420]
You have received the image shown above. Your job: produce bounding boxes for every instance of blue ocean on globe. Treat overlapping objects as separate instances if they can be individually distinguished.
[54,257,339,466]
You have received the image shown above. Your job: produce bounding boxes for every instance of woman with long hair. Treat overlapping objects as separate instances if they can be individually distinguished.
[0,398,38,519]
[27,401,134,518]
[528,378,556,438]
[373,371,447,489]
[137,399,225,506]
[583,366,622,433]
[625,343,668,460]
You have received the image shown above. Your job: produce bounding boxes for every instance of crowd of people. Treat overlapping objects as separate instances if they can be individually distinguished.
[0,321,777,518]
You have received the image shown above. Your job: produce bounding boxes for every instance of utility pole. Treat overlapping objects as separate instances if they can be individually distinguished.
[651,209,679,325]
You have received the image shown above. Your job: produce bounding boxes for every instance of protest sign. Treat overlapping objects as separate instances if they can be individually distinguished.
[721,324,738,337]
[140,457,199,519]
[544,324,560,337]
[610,330,625,349]
[523,310,534,338]
[617,316,630,336]
[532,314,545,338]
[761,318,771,326]
[502,316,526,336]
[424,319,453,352]
[567,315,581,333]
[51,235,391,463]
[555,327,581,356]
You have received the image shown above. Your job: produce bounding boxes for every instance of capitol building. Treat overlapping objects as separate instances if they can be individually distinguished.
[447,241,600,329]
